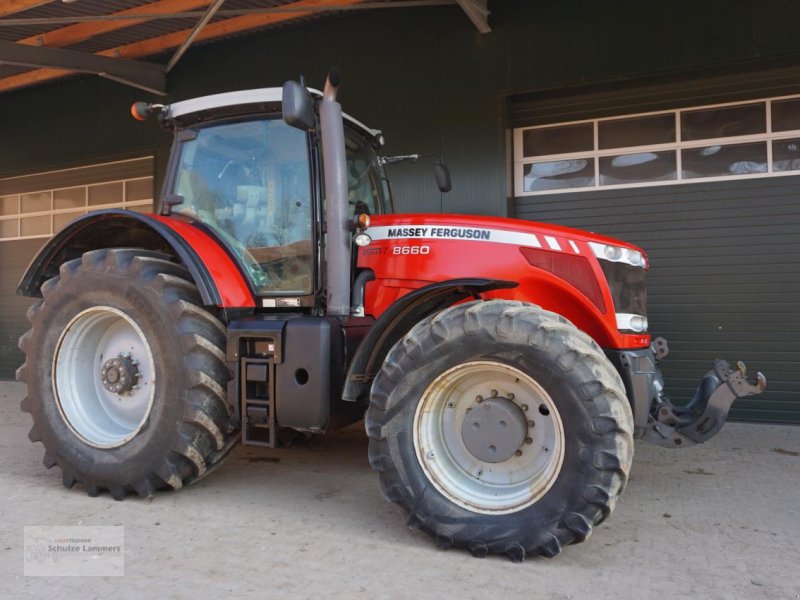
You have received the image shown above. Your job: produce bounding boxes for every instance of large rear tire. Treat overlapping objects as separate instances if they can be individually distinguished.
[365,300,634,561]
[17,248,237,499]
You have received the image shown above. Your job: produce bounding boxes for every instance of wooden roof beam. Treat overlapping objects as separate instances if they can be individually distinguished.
[16,0,213,50]
[0,0,365,94]
[0,1,53,19]
[103,0,367,60]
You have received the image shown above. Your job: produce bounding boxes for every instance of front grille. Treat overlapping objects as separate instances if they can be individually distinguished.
[599,261,647,316]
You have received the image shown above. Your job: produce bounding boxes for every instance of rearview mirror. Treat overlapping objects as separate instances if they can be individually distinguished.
[282,80,315,131]
[433,162,452,193]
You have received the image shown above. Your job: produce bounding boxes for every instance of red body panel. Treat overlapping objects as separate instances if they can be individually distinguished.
[151,216,255,308]
[358,214,650,350]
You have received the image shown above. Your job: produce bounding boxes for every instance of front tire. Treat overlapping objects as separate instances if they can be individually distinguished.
[365,300,634,561]
[17,248,237,499]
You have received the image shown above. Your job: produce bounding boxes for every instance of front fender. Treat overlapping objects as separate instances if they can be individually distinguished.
[341,278,518,403]
[17,209,254,307]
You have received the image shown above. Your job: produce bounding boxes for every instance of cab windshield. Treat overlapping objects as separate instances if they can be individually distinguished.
[172,119,313,295]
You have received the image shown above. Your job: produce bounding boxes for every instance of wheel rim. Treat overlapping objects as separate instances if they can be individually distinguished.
[53,306,156,448]
[413,360,565,515]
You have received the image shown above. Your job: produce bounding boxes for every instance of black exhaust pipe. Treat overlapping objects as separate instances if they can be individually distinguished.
[319,68,351,316]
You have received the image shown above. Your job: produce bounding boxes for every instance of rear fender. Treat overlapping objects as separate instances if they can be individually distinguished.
[341,278,518,403]
[17,209,254,307]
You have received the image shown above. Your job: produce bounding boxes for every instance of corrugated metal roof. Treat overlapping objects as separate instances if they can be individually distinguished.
[0,1,143,42]
[0,0,385,92]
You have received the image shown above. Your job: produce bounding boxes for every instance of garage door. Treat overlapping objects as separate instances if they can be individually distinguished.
[511,95,800,423]
[0,157,154,380]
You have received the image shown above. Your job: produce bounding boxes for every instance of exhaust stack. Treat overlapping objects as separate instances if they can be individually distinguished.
[319,68,351,316]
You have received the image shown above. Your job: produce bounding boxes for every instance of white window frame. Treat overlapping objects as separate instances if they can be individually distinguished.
[0,159,153,242]
[514,93,800,196]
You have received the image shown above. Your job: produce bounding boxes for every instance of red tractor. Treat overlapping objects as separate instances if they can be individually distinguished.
[16,71,765,561]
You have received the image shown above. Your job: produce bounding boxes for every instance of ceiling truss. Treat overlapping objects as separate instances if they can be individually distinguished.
[0,0,491,96]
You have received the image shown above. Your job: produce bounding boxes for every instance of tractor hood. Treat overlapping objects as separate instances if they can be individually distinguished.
[367,213,648,266]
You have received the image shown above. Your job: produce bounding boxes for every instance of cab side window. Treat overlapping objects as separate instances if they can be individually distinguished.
[345,128,384,216]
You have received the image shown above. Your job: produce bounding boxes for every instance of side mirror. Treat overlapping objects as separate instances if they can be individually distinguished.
[282,80,315,131]
[433,162,452,193]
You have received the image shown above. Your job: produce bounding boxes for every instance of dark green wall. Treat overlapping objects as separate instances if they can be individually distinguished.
[3,0,800,215]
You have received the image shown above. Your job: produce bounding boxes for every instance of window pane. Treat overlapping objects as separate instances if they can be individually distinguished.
[20,215,50,236]
[345,127,385,217]
[172,118,313,295]
[125,177,153,202]
[89,181,124,206]
[0,219,18,238]
[20,191,51,213]
[522,123,593,157]
[681,103,765,141]
[772,98,800,132]
[523,159,595,192]
[599,114,675,149]
[600,151,677,186]
[53,211,83,232]
[772,138,800,172]
[681,142,767,179]
[0,195,19,216]
[54,187,86,210]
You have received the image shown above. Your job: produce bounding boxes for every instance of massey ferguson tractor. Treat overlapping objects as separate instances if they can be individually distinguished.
[15,71,766,561]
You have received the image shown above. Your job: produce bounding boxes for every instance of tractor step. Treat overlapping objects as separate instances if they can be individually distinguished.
[240,356,277,448]
[644,359,766,448]
[227,318,285,449]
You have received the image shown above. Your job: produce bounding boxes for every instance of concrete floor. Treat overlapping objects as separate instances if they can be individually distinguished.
[1,380,798,599]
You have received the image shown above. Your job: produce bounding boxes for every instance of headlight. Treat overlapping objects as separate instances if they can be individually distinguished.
[589,242,646,268]
[354,233,372,247]
[616,313,648,333]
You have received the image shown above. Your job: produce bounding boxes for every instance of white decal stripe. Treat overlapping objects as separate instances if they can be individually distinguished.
[544,236,561,251]
[368,225,542,248]
[569,240,580,254]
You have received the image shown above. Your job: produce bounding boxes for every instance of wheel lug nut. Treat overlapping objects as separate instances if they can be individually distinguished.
[522,404,529,411]
[508,393,515,400]
[491,389,498,397]
[476,395,483,403]
[525,437,533,445]
[515,450,523,457]
[528,420,535,427]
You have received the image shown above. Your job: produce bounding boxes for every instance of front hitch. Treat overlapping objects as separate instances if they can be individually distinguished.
[644,358,766,447]
[607,339,767,448]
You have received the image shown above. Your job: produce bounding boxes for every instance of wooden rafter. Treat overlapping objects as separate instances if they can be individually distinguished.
[0,1,53,19]
[16,0,213,49]
[0,0,364,94]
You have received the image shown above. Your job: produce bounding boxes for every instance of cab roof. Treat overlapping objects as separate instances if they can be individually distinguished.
[167,87,381,139]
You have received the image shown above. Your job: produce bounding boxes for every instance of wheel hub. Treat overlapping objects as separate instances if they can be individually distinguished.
[100,354,140,395]
[414,360,565,514]
[461,397,528,463]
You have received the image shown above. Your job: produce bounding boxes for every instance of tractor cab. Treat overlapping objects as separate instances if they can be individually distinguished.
[160,87,390,302]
